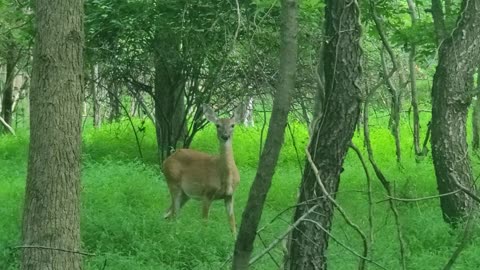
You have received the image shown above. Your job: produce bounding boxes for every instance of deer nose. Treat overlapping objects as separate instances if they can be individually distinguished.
[221,135,230,141]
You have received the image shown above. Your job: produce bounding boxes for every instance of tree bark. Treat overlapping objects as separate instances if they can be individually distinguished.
[232,0,297,268]
[1,38,17,132]
[285,0,362,269]
[431,0,480,224]
[21,0,84,269]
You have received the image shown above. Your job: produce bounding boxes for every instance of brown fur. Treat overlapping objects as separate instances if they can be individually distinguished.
[162,105,241,236]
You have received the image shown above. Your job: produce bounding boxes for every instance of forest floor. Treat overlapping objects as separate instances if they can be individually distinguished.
[2,116,480,270]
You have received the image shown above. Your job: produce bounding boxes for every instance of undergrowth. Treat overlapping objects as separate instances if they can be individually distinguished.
[1,113,480,269]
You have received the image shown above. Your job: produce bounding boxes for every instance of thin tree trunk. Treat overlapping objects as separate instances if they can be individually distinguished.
[22,0,84,269]
[380,49,402,163]
[407,0,421,156]
[232,0,297,268]
[431,0,447,43]
[370,1,406,163]
[1,38,17,132]
[431,0,480,224]
[108,83,120,122]
[286,0,362,269]
[239,96,254,127]
[91,64,101,128]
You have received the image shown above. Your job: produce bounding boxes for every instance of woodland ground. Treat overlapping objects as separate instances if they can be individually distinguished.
[1,113,480,270]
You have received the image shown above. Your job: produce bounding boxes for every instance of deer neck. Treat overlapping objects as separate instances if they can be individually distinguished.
[219,140,236,171]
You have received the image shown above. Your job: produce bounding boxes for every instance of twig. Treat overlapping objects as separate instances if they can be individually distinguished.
[363,91,407,270]
[442,213,475,270]
[248,205,319,266]
[452,178,480,203]
[349,143,375,249]
[14,245,95,256]
[104,87,144,159]
[220,253,234,269]
[305,148,369,270]
[257,233,281,268]
[256,198,323,234]
[376,190,461,203]
[287,122,305,173]
[302,218,387,270]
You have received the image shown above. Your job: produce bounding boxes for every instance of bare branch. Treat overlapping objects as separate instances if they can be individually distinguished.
[376,190,462,203]
[452,178,480,203]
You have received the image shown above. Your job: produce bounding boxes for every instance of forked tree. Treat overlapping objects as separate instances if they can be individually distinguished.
[285,0,363,269]
[162,104,242,235]
[21,0,84,269]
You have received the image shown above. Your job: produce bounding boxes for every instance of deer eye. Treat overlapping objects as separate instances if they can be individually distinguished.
[215,124,220,128]
[231,124,235,128]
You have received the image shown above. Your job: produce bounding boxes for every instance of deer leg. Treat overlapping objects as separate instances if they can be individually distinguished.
[224,196,236,237]
[164,185,185,219]
[202,198,212,219]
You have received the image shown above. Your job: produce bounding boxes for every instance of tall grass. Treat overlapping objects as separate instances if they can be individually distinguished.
[1,112,480,269]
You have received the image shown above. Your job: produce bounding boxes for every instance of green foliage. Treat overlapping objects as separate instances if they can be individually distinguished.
[2,113,480,269]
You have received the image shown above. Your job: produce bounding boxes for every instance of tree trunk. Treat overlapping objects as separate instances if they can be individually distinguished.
[238,96,255,127]
[21,0,84,269]
[108,83,120,122]
[430,0,480,224]
[232,0,297,268]
[1,38,17,132]
[153,32,186,161]
[285,0,362,269]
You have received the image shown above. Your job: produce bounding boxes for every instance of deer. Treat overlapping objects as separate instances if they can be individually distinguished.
[162,104,241,236]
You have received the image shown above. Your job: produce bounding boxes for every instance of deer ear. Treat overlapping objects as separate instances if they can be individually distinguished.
[202,104,218,122]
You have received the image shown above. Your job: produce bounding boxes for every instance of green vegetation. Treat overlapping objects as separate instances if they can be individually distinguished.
[1,116,480,269]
